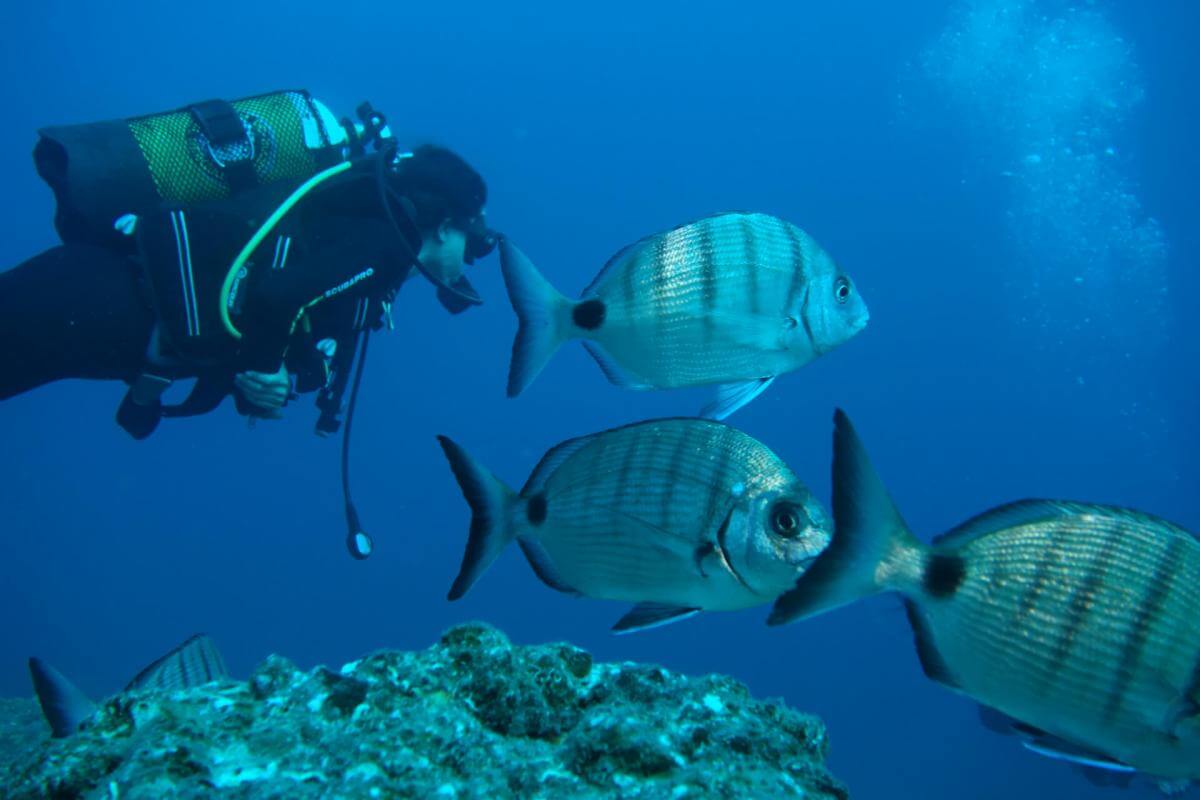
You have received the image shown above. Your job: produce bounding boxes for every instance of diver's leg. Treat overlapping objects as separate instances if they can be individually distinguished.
[0,245,154,399]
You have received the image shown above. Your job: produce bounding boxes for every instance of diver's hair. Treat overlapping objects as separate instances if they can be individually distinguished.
[391,144,487,232]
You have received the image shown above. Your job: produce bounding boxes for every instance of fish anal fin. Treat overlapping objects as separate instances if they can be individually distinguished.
[904,600,962,690]
[612,603,701,634]
[517,538,582,596]
[699,377,776,421]
[581,341,653,391]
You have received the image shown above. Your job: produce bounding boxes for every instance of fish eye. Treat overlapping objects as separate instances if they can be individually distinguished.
[834,277,852,304]
[770,503,806,538]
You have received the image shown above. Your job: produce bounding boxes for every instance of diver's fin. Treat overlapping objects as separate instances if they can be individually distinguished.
[612,603,701,634]
[581,341,653,390]
[28,657,97,738]
[517,538,582,595]
[499,239,571,397]
[125,634,228,692]
[699,377,776,420]
[769,409,923,625]
[438,436,519,600]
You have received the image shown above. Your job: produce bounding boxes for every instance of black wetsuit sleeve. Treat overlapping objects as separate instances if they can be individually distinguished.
[237,216,409,373]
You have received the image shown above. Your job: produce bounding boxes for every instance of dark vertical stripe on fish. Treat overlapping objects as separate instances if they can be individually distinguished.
[1103,535,1187,722]
[661,427,694,531]
[1009,525,1069,633]
[621,247,638,309]
[614,434,641,513]
[701,428,732,539]
[698,220,717,343]
[740,215,760,315]
[1044,523,1122,685]
[651,234,671,327]
[782,220,808,316]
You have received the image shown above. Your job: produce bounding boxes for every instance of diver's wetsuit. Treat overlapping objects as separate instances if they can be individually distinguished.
[0,181,416,405]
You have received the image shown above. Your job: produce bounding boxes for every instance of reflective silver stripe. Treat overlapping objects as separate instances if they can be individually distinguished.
[177,212,200,335]
[169,212,198,337]
[353,298,369,330]
[272,235,292,270]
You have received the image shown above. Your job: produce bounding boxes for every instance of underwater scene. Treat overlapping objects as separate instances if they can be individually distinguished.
[1,1,1196,797]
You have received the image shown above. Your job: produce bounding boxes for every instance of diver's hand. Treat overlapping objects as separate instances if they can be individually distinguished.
[234,366,291,418]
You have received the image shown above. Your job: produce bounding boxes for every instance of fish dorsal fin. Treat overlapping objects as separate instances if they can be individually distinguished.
[579,211,760,298]
[934,499,1197,549]
[520,433,600,495]
[933,500,1080,548]
[612,603,701,634]
[125,634,228,691]
[699,377,776,421]
[580,341,654,390]
[28,657,97,738]
[581,238,648,297]
[516,538,582,596]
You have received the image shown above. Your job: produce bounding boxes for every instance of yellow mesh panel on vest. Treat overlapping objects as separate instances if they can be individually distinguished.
[128,91,334,205]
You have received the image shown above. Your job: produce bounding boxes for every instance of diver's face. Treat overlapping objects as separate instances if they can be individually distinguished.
[418,220,468,285]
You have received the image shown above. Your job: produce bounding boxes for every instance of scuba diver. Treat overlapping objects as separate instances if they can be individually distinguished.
[0,90,498,559]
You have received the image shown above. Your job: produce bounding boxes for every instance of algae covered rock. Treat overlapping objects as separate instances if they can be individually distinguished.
[0,623,847,799]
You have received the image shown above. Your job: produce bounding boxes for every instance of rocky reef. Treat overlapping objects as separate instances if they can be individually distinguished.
[0,623,846,799]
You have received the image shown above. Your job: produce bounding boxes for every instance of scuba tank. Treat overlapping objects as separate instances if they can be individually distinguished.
[33,90,386,251]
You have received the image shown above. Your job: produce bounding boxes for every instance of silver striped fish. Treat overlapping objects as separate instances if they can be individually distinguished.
[770,411,1200,788]
[500,212,869,419]
[29,634,228,738]
[438,418,831,632]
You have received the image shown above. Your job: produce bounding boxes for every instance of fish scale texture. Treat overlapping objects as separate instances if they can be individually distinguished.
[0,623,846,799]
[926,511,1200,776]
[592,213,834,387]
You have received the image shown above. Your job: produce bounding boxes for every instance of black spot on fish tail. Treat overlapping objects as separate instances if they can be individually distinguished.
[923,553,967,598]
[740,216,760,315]
[526,493,548,526]
[1045,524,1122,686]
[572,299,606,330]
[1104,535,1187,723]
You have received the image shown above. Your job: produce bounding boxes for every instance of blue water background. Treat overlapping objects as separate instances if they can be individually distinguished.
[1,2,1196,797]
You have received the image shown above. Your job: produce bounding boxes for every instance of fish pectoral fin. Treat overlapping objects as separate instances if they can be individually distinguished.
[699,377,776,421]
[612,603,702,634]
[580,341,654,390]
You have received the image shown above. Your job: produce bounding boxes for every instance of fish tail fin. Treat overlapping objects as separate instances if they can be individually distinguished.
[438,435,519,600]
[769,409,924,625]
[28,657,97,738]
[499,238,572,397]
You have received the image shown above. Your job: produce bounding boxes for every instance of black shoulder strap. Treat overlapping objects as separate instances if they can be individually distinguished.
[188,100,257,193]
